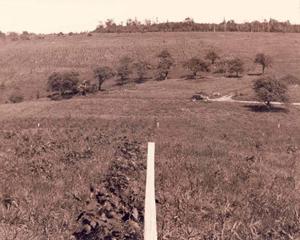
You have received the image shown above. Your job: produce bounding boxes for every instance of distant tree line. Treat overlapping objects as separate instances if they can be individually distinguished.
[94,18,300,33]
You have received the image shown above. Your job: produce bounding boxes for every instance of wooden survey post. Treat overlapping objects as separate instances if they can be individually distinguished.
[144,142,157,240]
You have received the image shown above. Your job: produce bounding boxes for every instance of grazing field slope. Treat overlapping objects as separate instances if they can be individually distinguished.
[0,32,300,239]
[0,32,300,103]
[1,77,300,239]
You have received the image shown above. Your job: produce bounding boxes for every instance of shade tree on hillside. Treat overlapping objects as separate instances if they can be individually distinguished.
[133,60,152,83]
[205,49,220,65]
[226,57,244,77]
[94,66,115,91]
[254,53,272,74]
[253,76,289,108]
[117,56,133,85]
[156,49,175,80]
[183,57,209,79]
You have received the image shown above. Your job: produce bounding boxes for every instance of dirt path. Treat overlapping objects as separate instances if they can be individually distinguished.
[209,95,300,106]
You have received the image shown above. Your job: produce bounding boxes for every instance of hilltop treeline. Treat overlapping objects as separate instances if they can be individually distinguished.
[94,18,300,33]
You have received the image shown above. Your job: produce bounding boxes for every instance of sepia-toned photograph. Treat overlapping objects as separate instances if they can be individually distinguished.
[0,0,300,239]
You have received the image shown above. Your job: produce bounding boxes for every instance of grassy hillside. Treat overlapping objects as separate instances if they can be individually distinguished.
[0,32,300,103]
[0,32,300,239]
[1,78,300,239]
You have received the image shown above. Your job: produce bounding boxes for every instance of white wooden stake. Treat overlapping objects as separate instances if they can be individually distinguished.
[144,142,157,240]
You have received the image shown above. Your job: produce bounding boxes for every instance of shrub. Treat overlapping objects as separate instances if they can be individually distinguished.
[280,74,300,85]
[47,71,80,98]
[254,53,272,74]
[37,35,45,40]
[253,76,289,107]
[0,82,5,90]
[116,56,133,85]
[156,49,175,80]
[78,80,98,95]
[94,66,115,90]
[0,31,6,39]
[20,31,30,40]
[7,32,19,41]
[214,59,228,73]
[226,57,244,77]
[205,49,220,65]
[133,60,152,82]
[9,93,24,103]
[183,57,209,79]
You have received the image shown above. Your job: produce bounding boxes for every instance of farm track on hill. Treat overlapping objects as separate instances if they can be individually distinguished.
[210,94,300,106]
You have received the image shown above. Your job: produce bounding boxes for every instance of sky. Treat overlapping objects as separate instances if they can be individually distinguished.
[0,0,299,33]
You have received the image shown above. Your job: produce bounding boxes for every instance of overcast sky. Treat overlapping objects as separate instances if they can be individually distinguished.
[0,0,299,33]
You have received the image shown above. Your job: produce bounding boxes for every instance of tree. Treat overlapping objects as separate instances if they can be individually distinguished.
[253,76,289,108]
[226,57,244,77]
[254,53,272,74]
[20,31,30,40]
[205,49,220,64]
[117,56,133,85]
[94,66,115,91]
[183,57,209,79]
[156,49,175,80]
[7,32,19,41]
[47,71,80,97]
[0,31,6,40]
[133,60,152,82]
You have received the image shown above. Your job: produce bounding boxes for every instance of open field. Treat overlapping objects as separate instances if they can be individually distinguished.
[1,32,300,239]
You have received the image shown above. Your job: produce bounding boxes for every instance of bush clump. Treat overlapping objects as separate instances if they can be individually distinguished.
[183,57,209,79]
[9,93,24,103]
[117,56,133,85]
[205,49,220,65]
[47,71,80,100]
[253,76,289,108]
[133,60,152,83]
